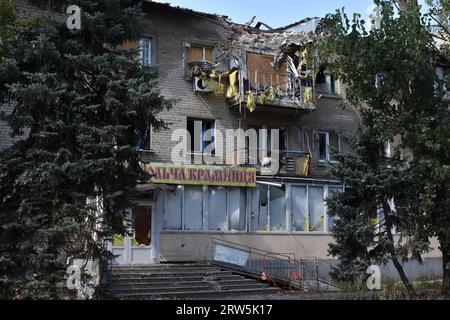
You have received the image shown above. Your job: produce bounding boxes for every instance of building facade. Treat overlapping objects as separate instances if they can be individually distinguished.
[7,1,442,277]
[108,2,361,265]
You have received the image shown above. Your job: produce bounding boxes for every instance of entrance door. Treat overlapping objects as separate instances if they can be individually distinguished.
[111,203,156,265]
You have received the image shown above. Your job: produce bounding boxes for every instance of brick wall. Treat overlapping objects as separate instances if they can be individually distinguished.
[141,6,360,180]
[3,1,361,182]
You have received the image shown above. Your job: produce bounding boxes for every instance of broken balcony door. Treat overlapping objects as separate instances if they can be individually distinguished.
[111,204,156,265]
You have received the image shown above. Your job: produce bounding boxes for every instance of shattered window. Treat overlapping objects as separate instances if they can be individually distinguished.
[269,186,286,231]
[228,188,247,231]
[308,186,325,232]
[163,189,182,230]
[184,186,203,230]
[318,132,327,161]
[291,186,308,231]
[208,187,227,231]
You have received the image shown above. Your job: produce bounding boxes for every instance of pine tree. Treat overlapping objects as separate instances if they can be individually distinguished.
[321,0,450,296]
[0,0,172,299]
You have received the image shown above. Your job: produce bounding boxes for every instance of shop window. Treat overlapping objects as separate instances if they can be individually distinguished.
[163,189,182,230]
[229,188,247,231]
[184,186,203,230]
[187,45,213,63]
[187,118,215,154]
[250,184,285,232]
[291,186,308,231]
[139,38,153,66]
[326,187,343,233]
[250,184,269,231]
[269,186,286,231]
[208,187,227,231]
[308,186,325,232]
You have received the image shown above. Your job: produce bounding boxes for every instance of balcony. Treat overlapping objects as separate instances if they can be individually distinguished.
[230,70,317,112]
[235,148,311,177]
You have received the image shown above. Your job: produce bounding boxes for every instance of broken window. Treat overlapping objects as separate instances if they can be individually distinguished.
[228,188,247,231]
[291,186,308,231]
[208,187,227,231]
[326,187,342,233]
[316,65,336,94]
[308,186,325,232]
[163,189,182,230]
[318,131,340,162]
[187,45,213,62]
[318,132,327,161]
[184,186,203,230]
[132,206,151,246]
[246,52,287,92]
[187,118,215,154]
[249,184,269,231]
[133,123,152,151]
[269,186,286,231]
[250,184,286,231]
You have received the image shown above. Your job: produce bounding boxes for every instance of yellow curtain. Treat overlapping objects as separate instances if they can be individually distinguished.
[226,69,239,99]
[246,92,256,112]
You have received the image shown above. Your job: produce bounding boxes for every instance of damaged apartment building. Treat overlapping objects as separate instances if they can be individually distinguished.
[8,1,442,279]
[110,2,361,265]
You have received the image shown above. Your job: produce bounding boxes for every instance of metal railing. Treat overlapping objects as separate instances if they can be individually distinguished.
[209,238,342,292]
[209,237,300,287]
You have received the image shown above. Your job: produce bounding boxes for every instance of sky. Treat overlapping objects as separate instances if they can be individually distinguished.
[152,0,429,29]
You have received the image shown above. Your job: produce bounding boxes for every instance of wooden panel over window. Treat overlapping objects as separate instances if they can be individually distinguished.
[246,52,287,90]
[187,45,213,62]
[122,39,139,50]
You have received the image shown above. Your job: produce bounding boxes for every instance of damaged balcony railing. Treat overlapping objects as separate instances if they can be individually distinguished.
[240,148,311,177]
[245,70,315,108]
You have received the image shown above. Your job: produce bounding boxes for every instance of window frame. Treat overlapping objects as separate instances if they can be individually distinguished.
[162,186,248,234]
[186,118,216,156]
[139,37,153,66]
[318,131,340,163]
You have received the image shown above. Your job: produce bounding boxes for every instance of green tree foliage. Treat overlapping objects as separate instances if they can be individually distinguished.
[0,0,172,298]
[321,0,450,295]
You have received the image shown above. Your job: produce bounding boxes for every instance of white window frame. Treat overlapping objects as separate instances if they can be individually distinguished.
[318,131,340,163]
[162,185,248,234]
[139,37,152,66]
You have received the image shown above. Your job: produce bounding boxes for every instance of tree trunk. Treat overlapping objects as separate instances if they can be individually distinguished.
[382,200,417,299]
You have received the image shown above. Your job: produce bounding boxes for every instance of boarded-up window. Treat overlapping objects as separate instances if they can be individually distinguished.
[187,45,213,62]
[246,52,287,90]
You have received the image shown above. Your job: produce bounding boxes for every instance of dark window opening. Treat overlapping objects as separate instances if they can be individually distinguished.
[187,118,215,154]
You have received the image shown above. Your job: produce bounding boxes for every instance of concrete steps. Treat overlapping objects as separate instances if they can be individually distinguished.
[103,263,280,299]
